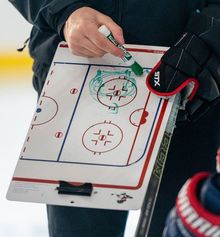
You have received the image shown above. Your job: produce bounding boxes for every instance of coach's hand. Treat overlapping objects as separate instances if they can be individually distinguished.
[63,7,124,58]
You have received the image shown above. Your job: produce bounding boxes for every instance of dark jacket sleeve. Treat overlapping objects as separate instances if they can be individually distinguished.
[184,2,220,58]
[204,0,220,19]
[207,0,220,4]
[8,0,91,37]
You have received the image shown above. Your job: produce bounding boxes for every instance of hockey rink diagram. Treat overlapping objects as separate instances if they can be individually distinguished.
[19,63,164,168]
[7,44,175,210]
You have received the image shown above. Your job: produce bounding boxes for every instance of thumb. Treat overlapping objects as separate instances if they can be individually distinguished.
[98,14,125,44]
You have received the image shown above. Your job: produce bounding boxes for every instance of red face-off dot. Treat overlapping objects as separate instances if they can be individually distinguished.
[99,135,107,141]
[70,88,78,94]
[55,132,63,138]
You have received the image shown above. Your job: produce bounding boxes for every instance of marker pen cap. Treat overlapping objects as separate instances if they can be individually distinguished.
[98,25,111,37]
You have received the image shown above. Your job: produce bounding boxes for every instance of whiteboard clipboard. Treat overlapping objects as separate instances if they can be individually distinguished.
[7,43,175,210]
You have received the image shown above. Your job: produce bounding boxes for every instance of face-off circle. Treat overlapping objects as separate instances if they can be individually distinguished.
[97,77,137,109]
[32,96,58,126]
[82,121,123,154]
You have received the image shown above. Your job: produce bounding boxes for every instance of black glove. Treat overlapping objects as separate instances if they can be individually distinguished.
[146,11,220,122]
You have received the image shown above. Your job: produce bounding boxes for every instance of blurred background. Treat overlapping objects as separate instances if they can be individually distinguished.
[0,1,139,237]
[0,1,48,237]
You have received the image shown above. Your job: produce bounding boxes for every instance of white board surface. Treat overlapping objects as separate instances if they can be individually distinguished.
[7,43,175,210]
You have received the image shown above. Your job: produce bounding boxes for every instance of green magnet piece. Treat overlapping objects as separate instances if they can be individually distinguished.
[131,61,143,76]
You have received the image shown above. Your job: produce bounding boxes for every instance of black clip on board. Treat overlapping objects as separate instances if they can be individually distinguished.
[56,181,93,196]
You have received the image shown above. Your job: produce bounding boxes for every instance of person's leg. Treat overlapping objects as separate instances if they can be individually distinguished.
[47,205,128,237]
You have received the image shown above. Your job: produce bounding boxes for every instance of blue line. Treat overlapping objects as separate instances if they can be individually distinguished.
[56,65,91,161]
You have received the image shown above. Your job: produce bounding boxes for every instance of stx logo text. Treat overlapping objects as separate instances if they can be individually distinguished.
[154,71,160,87]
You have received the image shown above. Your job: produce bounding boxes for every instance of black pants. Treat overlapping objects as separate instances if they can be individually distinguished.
[47,205,128,237]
